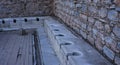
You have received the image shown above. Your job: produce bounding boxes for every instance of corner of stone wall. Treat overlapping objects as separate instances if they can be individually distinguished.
[54,0,120,65]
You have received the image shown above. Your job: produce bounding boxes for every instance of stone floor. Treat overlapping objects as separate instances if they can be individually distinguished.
[0,31,34,65]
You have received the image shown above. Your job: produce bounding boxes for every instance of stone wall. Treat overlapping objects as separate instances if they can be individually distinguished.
[0,0,53,18]
[53,0,120,64]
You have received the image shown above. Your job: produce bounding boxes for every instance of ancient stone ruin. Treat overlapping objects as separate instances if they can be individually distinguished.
[0,0,120,65]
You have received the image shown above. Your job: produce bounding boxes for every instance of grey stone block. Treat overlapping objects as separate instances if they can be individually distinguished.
[99,8,107,18]
[92,28,98,35]
[113,26,120,39]
[115,56,120,65]
[81,4,87,13]
[103,46,115,60]
[94,20,103,29]
[103,0,112,4]
[108,10,118,21]
[105,24,111,33]
[80,30,87,39]
[116,7,120,12]
[104,36,114,44]
[117,42,120,50]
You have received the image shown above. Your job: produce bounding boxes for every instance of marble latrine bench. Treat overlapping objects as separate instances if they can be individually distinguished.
[0,17,47,28]
[44,17,113,65]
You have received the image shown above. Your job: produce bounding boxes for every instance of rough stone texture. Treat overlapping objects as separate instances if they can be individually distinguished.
[108,10,118,21]
[53,0,120,64]
[115,56,120,65]
[114,0,120,6]
[103,46,115,60]
[99,7,107,18]
[113,26,120,39]
[0,0,120,64]
[117,42,120,50]
[0,0,53,18]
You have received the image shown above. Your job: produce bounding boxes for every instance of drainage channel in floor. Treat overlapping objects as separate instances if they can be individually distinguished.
[33,31,42,65]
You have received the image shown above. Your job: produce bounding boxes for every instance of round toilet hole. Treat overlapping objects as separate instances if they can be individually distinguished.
[36,18,39,21]
[72,52,80,56]
[56,34,64,36]
[24,19,28,22]
[13,19,16,23]
[2,20,5,24]
[64,42,72,45]
[54,29,59,31]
